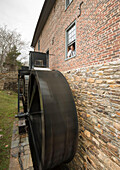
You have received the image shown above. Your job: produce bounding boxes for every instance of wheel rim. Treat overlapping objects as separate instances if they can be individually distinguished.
[27,70,78,170]
[28,74,45,170]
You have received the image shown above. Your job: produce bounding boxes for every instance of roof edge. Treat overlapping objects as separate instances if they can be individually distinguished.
[31,0,56,48]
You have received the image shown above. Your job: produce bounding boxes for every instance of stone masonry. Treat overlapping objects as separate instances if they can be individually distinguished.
[9,120,33,170]
[0,72,18,92]
[64,59,120,169]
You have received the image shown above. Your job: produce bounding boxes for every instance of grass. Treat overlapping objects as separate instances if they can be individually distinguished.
[0,90,17,170]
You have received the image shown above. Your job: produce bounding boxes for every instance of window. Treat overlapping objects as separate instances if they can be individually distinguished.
[46,49,49,67]
[38,40,40,51]
[66,21,76,60]
[35,60,43,67]
[66,0,73,9]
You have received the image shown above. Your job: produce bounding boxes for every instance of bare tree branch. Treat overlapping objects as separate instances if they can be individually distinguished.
[0,25,29,71]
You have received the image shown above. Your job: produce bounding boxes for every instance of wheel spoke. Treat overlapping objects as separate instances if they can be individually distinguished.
[30,111,43,115]
[29,80,37,111]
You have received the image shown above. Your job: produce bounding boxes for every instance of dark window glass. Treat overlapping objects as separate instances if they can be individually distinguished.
[46,50,49,67]
[38,40,40,51]
[66,0,72,8]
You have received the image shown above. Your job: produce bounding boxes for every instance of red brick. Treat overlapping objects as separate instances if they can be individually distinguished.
[33,0,119,71]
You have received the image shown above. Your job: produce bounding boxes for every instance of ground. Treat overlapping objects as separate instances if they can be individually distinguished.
[0,90,17,170]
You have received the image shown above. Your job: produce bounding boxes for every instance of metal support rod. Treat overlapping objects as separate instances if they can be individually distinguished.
[15,112,29,119]
[78,1,83,18]
[30,111,43,115]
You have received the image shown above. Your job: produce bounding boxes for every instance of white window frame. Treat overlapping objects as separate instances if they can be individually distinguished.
[65,20,76,60]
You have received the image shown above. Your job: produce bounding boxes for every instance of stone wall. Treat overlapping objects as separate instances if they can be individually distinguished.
[63,59,120,169]
[0,72,18,92]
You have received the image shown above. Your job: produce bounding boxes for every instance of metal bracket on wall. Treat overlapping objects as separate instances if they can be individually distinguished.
[49,53,55,56]
[78,1,84,18]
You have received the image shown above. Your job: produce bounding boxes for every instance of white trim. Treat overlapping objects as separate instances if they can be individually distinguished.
[65,20,76,60]
[33,67,51,71]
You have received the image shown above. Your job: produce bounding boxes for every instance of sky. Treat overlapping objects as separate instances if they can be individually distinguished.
[0,0,45,62]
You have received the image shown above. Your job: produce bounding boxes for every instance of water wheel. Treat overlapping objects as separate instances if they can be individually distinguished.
[23,75,29,112]
[27,70,78,170]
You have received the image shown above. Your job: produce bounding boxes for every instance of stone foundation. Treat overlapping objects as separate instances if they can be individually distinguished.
[64,59,120,169]
[0,72,18,92]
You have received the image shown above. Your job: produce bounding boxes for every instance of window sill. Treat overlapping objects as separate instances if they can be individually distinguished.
[65,0,73,11]
[65,55,76,61]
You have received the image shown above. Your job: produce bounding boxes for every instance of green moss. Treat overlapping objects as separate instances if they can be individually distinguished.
[0,90,17,170]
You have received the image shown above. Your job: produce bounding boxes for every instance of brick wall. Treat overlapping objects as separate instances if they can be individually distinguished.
[34,0,120,169]
[35,0,119,71]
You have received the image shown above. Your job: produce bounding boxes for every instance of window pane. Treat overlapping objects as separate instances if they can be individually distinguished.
[66,0,72,8]
[66,0,69,7]
[66,21,76,59]
[38,40,40,51]
[67,24,75,44]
